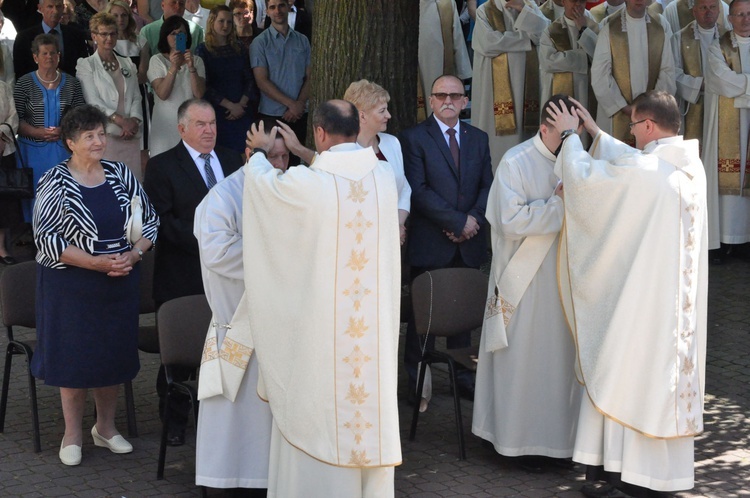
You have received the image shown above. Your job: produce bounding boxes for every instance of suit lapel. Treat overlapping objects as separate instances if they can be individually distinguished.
[176,142,209,196]
[426,115,459,179]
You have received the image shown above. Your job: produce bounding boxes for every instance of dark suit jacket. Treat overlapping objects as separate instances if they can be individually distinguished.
[400,115,493,269]
[143,141,243,305]
[13,23,90,79]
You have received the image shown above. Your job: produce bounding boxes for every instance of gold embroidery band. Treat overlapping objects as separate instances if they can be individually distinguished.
[676,0,693,30]
[486,1,517,135]
[609,14,665,145]
[718,32,750,195]
[548,20,575,97]
[679,22,704,143]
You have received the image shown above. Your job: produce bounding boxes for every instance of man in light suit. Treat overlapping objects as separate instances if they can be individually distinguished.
[400,74,493,403]
[143,98,243,446]
[13,0,89,78]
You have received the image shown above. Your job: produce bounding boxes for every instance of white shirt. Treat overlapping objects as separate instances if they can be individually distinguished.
[183,141,226,187]
[434,116,461,148]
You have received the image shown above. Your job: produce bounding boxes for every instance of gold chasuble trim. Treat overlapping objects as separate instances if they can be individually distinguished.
[680,22,704,143]
[609,12,665,144]
[676,0,693,30]
[333,173,384,467]
[548,19,575,97]
[718,32,750,195]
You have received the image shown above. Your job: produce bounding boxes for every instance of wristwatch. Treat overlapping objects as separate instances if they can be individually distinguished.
[134,248,143,261]
[560,129,576,141]
[252,147,268,158]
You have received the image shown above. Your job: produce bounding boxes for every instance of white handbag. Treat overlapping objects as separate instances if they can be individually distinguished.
[126,195,143,245]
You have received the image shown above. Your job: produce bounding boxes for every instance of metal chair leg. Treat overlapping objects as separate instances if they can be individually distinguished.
[409,357,429,441]
[124,381,138,438]
[447,359,466,460]
[0,345,13,433]
[157,389,171,480]
[26,361,41,453]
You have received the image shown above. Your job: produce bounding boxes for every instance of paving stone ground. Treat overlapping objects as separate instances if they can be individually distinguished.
[1,248,748,497]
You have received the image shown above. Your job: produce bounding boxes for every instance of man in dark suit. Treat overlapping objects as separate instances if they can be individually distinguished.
[13,0,89,78]
[144,98,243,445]
[400,74,493,402]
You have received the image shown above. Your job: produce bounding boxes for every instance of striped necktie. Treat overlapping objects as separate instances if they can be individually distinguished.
[200,153,217,189]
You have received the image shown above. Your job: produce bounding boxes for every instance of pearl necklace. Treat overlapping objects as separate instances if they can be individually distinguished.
[36,70,60,88]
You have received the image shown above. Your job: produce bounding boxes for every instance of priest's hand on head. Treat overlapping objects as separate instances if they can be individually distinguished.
[569,97,600,138]
[546,100,580,135]
[246,120,278,154]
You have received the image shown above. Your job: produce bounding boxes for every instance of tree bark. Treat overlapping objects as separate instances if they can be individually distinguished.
[309,0,419,139]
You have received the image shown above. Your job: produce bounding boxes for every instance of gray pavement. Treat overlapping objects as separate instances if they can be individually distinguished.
[1,249,748,497]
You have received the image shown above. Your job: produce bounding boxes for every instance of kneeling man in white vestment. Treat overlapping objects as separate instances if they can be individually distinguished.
[243,100,402,498]
[472,94,583,473]
[194,129,292,491]
[547,91,708,496]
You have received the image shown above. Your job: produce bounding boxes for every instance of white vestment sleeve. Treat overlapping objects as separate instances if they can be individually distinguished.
[540,28,590,75]
[493,157,563,240]
[654,20,677,95]
[706,40,750,107]
[194,190,244,282]
[472,4,531,57]
[513,3,551,44]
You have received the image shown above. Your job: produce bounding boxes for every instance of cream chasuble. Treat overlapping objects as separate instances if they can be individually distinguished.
[472,0,550,170]
[472,134,582,458]
[591,11,676,142]
[418,0,472,118]
[556,132,708,438]
[242,143,402,470]
[194,169,272,489]
[705,32,750,244]
[589,1,625,24]
[674,22,722,249]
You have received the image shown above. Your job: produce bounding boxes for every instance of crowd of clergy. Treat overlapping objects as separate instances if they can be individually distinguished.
[0,0,722,496]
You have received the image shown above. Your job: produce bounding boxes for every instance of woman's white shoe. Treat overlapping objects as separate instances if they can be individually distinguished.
[59,439,82,466]
[91,426,133,454]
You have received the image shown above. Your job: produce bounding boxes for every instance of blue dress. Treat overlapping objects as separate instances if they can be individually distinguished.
[31,180,140,388]
[195,43,258,153]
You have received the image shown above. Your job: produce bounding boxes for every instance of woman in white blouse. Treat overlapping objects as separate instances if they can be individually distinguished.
[147,16,205,157]
[76,12,143,179]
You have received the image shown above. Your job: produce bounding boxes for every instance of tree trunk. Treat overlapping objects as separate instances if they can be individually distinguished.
[309,0,419,140]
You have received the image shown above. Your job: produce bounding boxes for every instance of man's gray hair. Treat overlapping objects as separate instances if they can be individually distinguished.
[177,98,213,126]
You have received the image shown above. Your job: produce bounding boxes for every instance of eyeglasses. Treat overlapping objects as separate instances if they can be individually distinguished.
[628,118,654,129]
[730,11,750,18]
[95,31,118,38]
[430,93,465,101]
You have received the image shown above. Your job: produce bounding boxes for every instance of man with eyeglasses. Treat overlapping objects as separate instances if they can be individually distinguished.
[702,0,750,262]
[547,91,708,497]
[417,0,472,119]
[13,0,88,78]
[590,0,676,145]
[471,0,550,169]
[672,0,727,256]
[400,74,493,407]
[472,94,583,474]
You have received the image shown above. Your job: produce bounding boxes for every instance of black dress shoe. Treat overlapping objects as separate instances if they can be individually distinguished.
[167,430,185,447]
[546,457,576,469]
[514,456,546,473]
[581,483,630,498]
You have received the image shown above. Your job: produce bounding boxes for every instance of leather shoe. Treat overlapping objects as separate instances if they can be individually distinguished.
[59,439,82,466]
[91,426,133,454]
[515,456,545,474]
[167,429,186,447]
[581,483,630,498]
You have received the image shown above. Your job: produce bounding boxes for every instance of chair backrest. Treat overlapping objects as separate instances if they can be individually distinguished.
[157,294,212,369]
[411,268,488,337]
[0,261,37,329]
[138,250,156,315]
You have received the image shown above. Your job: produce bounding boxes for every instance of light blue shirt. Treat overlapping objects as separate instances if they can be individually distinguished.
[42,21,64,55]
[249,25,311,116]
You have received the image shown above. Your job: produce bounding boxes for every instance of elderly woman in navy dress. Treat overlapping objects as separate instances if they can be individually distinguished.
[32,105,158,466]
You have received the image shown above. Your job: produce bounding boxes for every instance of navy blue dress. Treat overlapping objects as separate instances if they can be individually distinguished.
[195,43,258,153]
[32,180,140,388]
